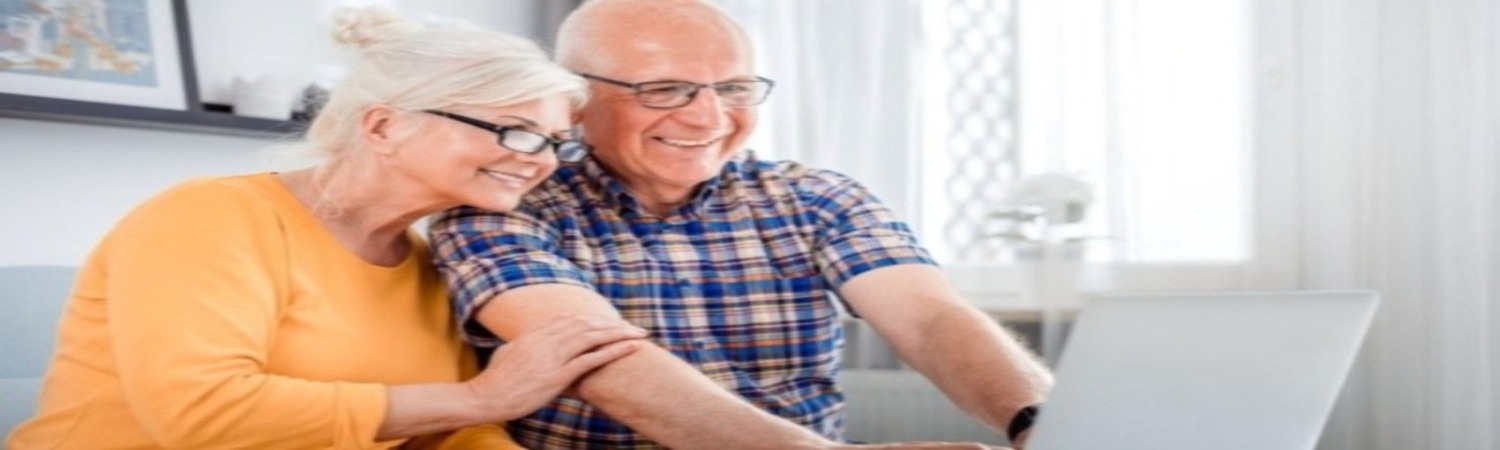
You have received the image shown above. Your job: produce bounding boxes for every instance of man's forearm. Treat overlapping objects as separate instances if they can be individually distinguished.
[894,305,1052,432]
[838,265,1052,445]
[571,344,830,449]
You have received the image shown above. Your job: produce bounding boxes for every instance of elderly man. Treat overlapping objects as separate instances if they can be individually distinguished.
[429,0,1053,448]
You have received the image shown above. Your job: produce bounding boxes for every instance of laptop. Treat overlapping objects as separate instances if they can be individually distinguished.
[1025,291,1378,450]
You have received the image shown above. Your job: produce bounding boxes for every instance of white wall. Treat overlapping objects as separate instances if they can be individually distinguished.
[0,1,544,267]
[188,0,542,105]
[0,120,268,266]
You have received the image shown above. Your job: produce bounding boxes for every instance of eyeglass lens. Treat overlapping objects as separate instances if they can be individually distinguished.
[635,80,770,108]
[498,129,587,162]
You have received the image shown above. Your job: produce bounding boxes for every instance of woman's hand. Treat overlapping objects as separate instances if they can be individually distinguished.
[464,315,648,420]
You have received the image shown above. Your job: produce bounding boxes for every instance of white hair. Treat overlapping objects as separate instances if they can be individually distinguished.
[267,6,585,170]
[262,7,586,215]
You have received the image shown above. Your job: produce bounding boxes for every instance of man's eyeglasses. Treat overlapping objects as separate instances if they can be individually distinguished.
[579,73,775,109]
[423,110,589,162]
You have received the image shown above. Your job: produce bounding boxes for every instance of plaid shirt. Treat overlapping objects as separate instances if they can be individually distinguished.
[429,151,935,448]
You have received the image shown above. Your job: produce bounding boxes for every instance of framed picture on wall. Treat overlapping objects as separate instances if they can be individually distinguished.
[0,0,203,119]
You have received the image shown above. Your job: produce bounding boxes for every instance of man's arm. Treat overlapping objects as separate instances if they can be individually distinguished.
[839,264,1054,446]
[473,283,832,450]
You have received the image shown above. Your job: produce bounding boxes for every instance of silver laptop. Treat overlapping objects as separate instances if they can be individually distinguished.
[1026,291,1378,450]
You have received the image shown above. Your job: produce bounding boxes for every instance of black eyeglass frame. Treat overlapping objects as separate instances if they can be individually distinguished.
[422,110,589,162]
[579,73,776,109]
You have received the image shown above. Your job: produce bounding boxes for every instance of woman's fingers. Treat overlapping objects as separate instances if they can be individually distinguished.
[491,315,648,387]
[558,339,643,380]
[526,315,634,340]
[566,325,650,352]
[518,315,648,357]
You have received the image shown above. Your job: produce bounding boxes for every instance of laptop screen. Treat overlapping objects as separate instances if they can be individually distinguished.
[1026,291,1377,450]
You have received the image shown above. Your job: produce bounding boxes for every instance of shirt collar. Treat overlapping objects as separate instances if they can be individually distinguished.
[578,154,736,220]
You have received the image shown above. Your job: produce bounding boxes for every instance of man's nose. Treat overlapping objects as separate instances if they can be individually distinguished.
[672,87,730,128]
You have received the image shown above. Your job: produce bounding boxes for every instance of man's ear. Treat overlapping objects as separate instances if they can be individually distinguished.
[360,104,401,155]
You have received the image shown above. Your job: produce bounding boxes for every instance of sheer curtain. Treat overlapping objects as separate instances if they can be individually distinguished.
[715,0,924,219]
[1293,0,1500,448]
[1019,0,1500,446]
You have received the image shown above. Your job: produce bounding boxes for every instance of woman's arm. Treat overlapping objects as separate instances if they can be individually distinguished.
[103,183,641,448]
[378,315,644,440]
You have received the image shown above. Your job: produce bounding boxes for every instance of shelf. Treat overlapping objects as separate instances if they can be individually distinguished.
[0,93,304,139]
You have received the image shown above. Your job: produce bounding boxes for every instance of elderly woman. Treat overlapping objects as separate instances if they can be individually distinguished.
[6,8,643,449]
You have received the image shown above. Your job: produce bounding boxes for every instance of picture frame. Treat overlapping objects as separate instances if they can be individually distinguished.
[0,0,295,136]
[0,0,198,111]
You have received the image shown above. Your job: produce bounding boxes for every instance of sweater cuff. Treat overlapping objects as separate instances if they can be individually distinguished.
[337,382,393,449]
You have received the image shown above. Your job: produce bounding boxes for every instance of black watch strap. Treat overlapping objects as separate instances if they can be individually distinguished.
[1006,404,1041,443]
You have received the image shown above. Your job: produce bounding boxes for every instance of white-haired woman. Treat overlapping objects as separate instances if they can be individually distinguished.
[7,8,642,449]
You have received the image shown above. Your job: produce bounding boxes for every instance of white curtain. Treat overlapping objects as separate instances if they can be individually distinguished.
[715,0,924,219]
[1021,0,1500,445]
[1297,0,1500,448]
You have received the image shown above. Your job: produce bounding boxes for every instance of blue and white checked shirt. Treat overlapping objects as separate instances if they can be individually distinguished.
[429,151,936,448]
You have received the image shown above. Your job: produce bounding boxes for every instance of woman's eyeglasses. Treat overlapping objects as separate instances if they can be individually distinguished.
[423,110,589,162]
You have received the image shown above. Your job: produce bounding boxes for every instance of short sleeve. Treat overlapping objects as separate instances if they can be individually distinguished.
[794,168,937,290]
[428,205,593,347]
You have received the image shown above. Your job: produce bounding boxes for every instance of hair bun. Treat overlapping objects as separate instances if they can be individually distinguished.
[331,6,422,48]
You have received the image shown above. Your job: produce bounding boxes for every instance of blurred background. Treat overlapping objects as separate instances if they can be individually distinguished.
[1,1,1495,449]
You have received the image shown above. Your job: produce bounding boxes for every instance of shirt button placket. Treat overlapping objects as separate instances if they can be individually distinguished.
[660,220,695,295]
[642,219,666,259]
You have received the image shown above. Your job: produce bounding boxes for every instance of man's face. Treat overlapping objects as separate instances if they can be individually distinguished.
[577,29,759,197]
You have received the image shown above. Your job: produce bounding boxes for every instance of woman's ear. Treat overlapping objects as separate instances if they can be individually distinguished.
[359,104,400,155]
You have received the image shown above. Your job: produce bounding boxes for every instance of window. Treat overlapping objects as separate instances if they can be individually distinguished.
[921,0,1291,298]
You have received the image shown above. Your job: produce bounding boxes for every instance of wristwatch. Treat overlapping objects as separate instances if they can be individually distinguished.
[1006,404,1041,443]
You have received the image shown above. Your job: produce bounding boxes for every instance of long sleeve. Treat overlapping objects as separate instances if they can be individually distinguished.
[101,180,390,448]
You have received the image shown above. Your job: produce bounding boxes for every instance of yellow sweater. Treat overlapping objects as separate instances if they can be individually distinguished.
[8,174,518,449]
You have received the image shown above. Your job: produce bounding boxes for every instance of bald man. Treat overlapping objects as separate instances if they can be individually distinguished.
[429,1,1052,448]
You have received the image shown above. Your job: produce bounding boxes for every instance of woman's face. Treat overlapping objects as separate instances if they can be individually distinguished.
[391,95,574,212]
